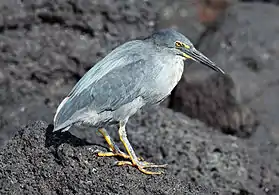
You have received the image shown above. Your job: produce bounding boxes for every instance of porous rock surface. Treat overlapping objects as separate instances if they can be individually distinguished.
[1,107,279,195]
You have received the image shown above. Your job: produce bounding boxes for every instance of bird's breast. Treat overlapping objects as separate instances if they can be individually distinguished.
[154,55,184,96]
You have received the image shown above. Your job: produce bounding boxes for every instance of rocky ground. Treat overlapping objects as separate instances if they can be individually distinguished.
[1,0,279,194]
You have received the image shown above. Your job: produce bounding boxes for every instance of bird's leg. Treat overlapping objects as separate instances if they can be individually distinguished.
[116,120,167,175]
[97,128,130,159]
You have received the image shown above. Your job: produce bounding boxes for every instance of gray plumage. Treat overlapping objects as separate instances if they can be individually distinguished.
[53,28,224,133]
[53,28,225,175]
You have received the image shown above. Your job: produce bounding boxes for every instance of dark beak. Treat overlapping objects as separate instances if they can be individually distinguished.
[184,48,225,74]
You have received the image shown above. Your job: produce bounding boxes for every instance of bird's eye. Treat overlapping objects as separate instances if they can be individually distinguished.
[175,41,182,47]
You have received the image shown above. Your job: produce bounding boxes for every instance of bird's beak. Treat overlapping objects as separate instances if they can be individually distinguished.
[182,48,225,74]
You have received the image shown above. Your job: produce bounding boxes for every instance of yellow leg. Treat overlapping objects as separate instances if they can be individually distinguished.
[117,120,167,175]
[97,128,130,159]
[98,128,116,152]
[97,128,144,161]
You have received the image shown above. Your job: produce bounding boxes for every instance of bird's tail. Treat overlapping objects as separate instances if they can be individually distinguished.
[53,96,71,132]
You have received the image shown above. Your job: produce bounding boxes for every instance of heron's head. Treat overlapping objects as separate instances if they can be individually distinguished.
[149,29,225,74]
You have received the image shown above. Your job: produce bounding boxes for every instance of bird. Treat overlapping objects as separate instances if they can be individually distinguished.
[53,29,225,175]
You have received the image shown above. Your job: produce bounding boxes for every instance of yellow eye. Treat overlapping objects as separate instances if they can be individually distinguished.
[175,41,182,47]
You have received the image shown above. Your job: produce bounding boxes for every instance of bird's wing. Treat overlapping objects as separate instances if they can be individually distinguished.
[54,41,158,130]
[68,40,144,97]
[73,58,150,113]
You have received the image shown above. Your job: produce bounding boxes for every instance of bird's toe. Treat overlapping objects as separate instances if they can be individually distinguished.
[114,160,167,175]
[137,166,164,175]
[97,151,130,159]
[139,161,168,169]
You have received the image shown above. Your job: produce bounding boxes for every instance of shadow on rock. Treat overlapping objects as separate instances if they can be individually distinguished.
[169,73,259,138]
[45,124,90,148]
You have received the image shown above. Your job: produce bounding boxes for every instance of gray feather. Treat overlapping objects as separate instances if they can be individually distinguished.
[54,40,161,130]
[53,29,194,131]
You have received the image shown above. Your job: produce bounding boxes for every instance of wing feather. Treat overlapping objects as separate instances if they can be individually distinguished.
[54,41,157,130]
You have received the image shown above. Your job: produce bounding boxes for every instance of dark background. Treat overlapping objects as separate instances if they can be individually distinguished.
[0,0,279,194]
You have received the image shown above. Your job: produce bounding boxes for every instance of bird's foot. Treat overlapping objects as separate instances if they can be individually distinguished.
[96,150,144,161]
[97,150,129,159]
[115,160,168,175]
